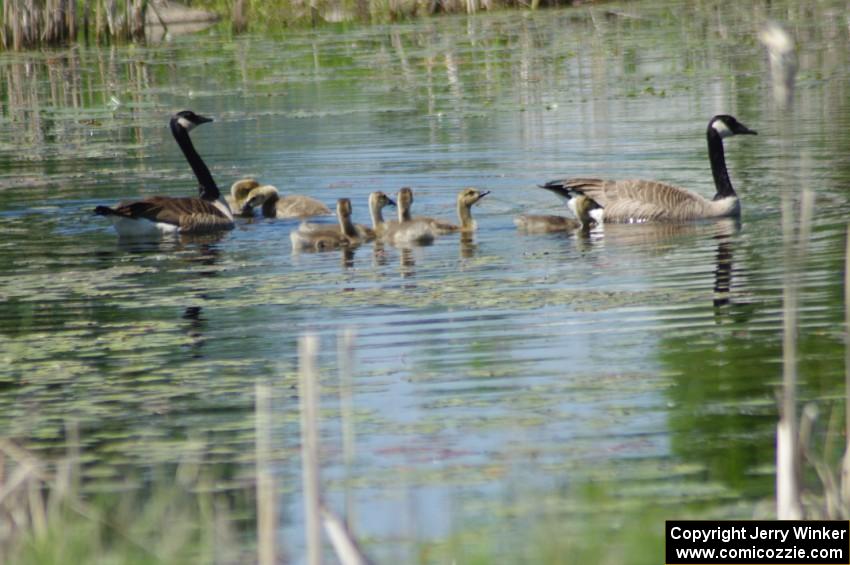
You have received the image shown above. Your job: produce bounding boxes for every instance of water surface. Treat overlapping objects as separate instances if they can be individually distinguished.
[2,0,850,561]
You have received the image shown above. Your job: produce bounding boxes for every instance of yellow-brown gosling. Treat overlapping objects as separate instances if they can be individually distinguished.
[95,111,234,236]
[290,198,361,251]
[514,194,599,233]
[381,187,436,246]
[539,115,756,223]
[254,184,331,219]
[359,191,396,239]
[226,179,261,217]
[417,187,490,233]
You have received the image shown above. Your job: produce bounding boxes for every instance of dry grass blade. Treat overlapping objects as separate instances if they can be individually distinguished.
[256,381,277,565]
[321,503,373,565]
[339,328,357,530]
[775,191,812,518]
[777,195,802,519]
[299,334,322,565]
[842,225,850,509]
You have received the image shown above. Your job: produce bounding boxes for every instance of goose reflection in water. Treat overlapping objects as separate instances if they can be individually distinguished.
[587,217,749,316]
[182,306,206,358]
[459,232,478,259]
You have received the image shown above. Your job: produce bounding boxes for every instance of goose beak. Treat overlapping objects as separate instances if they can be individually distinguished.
[475,190,491,203]
[538,183,570,200]
[197,114,214,125]
[737,124,757,135]
[387,198,397,207]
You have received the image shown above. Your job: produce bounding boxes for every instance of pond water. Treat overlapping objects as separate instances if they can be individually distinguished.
[2,0,850,561]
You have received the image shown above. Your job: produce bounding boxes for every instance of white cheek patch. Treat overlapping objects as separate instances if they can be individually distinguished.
[177,117,196,131]
[712,120,733,138]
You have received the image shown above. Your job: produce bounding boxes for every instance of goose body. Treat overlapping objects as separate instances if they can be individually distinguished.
[237,183,331,219]
[95,111,234,236]
[514,194,599,232]
[540,115,756,223]
[381,188,436,246]
[290,198,362,251]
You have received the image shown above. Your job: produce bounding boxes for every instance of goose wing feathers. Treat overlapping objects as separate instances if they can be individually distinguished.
[274,195,332,218]
[546,178,711,222]
[106,196,233,233]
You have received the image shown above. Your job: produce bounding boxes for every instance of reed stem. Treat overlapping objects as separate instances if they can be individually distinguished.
[255,381,277,565]
[299,334,322,565]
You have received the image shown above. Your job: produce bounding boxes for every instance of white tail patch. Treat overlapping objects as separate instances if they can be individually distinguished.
[111,217,179,238]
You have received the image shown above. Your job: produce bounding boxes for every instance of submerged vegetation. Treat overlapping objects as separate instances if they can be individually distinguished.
[2,0,850,562]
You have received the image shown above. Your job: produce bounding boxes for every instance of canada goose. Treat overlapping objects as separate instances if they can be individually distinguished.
[95,110,234,236]
[514,194,600,233]
[360,191,396,239]
[227,179,261,217]
[381,187,436,246]
[238,183,331,219]
[539,115,757,223]
[418,187,491,233]
[290,198,361,251]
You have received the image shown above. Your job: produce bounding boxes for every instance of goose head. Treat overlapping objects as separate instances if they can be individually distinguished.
[231,179,260,202]
[229,179,261,216]
[369,191,396,216]
[243,185,280,216]
[173,110,213,132]
[337,198,354,220]
[709,115,758,139]
[369,191,396,210]
[457,187,490,209]
[397,187,414,221]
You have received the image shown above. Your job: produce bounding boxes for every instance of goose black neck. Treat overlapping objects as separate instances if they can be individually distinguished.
[707,128,735,200]
[171,118,220,201]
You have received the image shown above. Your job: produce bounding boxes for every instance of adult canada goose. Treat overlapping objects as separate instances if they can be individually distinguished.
[290,198,361,251]
[95,110,234,236]
[381,187,436,246]
[417,187,491,233]
[539,115,757,223]
[514,194,600,233]
[227,179,261,217]
[241,184,331,219]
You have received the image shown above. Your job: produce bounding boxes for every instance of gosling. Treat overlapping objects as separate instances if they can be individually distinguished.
[227,179,261,217]
[242,184,331,219]
[514,194,600,233]
[381,187,436,246]
[415,187,490,233]
[290,198,363,251]
[357,191,396,240]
